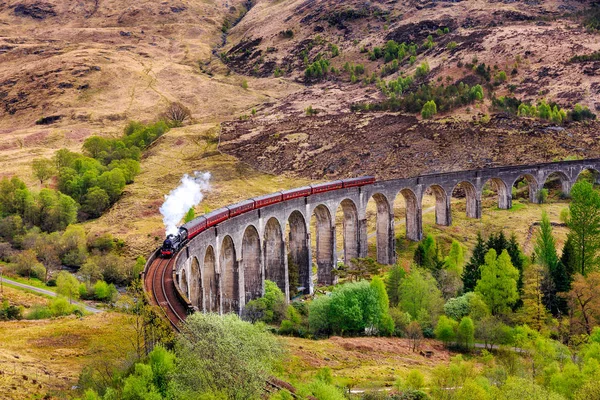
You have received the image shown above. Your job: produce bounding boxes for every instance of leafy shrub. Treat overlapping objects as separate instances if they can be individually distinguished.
[415,61,430,77]
[0,300,22,320]
[446,41,457,50]
[305,59,331,80]
[569,104,596,121]
[329,43,340,57]
[421,100,437,119]
[242,280,286,324]
[308,280,384,336]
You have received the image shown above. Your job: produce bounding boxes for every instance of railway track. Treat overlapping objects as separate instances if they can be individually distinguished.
[146,256,188,331]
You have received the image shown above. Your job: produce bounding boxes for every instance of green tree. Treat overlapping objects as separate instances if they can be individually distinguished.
[475,249,519,315]
[56,271,80,303]
[456,316,475,350]
[535,211,559,270]
[371,276,394,335]
[98,168,126,203]
[184,207,195,223]
[567,180,600,275]
[171,313,282,399]
[535,211,570,316]
[31,158,55,185]
[385,264,405,307]
[435,315,457,345]
[463,232,486,292]
[82,136,111,160]
[82,187,110,218]
[399,268,444,320]
[445,240,465,274]
[121,363,162,400]
[421,100,437,119]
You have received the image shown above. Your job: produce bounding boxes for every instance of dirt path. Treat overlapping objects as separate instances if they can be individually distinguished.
[2,277,103,314]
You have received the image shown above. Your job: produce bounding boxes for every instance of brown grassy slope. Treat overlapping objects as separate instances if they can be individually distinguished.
[224,0,600,113]
[218,0,600,175]
[0,313,135,400]
[0,0,304,183]
[221,113,600,180]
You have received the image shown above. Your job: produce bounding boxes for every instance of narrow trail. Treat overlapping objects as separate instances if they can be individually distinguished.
[2,277,103,314]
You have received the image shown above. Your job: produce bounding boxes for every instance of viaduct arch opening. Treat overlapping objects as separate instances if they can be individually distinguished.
[264,218,286,296]
[203,246,218,312]
[337,199,359,266]
[311,204,335,286]
[287,211,310,297]
[425,185,450,226]
[242,225,262,304]
[366,193,393,264]
[189,257,201,310]
[394,188,421,242]
[220,235,238,313]
[451,181,479,219]
[512,174,538,203]
[482,178,510,210]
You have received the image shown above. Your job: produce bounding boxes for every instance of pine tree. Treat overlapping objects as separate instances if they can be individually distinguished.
[507,234,525,302]
[535,212,570,316]
[521,265,549,331]
[462,232,487,292]
[487,231,509,255]
[535,212,559,270]
[561,236,577,280]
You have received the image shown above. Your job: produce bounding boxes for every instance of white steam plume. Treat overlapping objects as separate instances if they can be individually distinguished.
[160,172,211,236]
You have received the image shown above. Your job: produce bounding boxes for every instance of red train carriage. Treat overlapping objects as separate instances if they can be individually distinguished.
[253,192,283,209]
[205,208,230,228]
[282,186,312,201]
[342,176,376,188]
[310,180,343,194]
[227,199,255,217]
[182,216,207,241]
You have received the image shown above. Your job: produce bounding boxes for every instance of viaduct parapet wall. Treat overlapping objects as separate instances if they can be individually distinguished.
[172,158,600,314]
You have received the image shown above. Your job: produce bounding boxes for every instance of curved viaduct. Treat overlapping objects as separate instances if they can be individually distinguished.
[169,158,600,315]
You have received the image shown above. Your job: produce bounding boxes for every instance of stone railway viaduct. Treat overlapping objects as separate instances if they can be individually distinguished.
[172,158,600,314]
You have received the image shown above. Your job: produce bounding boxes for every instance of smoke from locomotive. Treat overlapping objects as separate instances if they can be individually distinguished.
[160,172,211,236]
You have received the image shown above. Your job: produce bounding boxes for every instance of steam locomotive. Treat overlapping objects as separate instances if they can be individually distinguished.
[160,176,375,258]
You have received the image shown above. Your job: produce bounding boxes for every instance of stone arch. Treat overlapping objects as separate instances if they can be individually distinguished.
[287,210,310,297]
[189,256,201,310]
[451,181,479,219]
[542,171,571,198]
[511,174,538,203]
[482,178,511,209]
[180,268,189,299]
[203,246,218,313]
[312,204,335,286]
[337,199,359,266]
[242,225,262,303]
[575,167,600,187]
[424,184,450,226]
[220,235,238,313]
[264,217,286,296]
[367,193,393,264]
[395,188,421,241]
